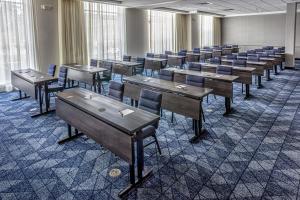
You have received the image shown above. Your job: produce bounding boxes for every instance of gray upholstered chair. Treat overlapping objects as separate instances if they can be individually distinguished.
[193,48,201,53]
[159,54,168,68]
[247,56,260,62]
[107,80,124,102]
[123,55,131,62]
[217,65,233,75]
[134,57,145,75]
[186,75,206,122]
[138,89,162,154]
[226,55,237,60]
[146,53,154,58]
[209,57,221,65]
[165,51,173,55]
[158,69,174,81]
[90,59,98,67]
[238,52,247,57]
[188,62,202,71]
[233,59,246,67]
[47,64,56,77]
[246,50,255,54]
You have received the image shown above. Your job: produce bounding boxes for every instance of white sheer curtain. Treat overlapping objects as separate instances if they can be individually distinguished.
[149,10,176,54]
[84,1,126,60]
[0,0,37,91]
[199,15,213,47]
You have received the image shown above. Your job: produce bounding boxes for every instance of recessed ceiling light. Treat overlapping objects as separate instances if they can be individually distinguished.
[223,8,234,11]
[198,2,212,5]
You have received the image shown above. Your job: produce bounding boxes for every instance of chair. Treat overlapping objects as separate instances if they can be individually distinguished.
[232,59,246,67]
[238,52,247,57]
[226,55,237,60]
[186,75,206,122]
[45,66,68,105]
[247,50,255,54]
[255,49,263,53]
[209,57,221,65]
[247,56,260,62]
[165,51,173,55]
[146,53,155,58]
[138,89,162,154]
[98,61,113,93]
[123,55,131,62]
[193,48,201,53]
[47,64,56,77]
[178,51,187,56]
[90,59,98,67]
[188,62,202,71]
[159,54,168,68]
[217,65,233,75]
[180,49,187,53]
[107,80,124,102]
[158,69,174,81]
[134,57,145,75]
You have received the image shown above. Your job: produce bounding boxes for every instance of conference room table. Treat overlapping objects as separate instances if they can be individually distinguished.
[221,58,272,87]
[164,68,239,114]
[63,64,108,93]
[56,88,160,197]
[167,55,186,67]
[98,59,141,77]
[200,63,255,99]
[11,69,57,117]
[123,75,213,143]
[144,57,168,75]
[222,48,233,55]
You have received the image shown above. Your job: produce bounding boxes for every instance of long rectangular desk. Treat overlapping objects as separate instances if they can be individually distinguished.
[64,64,108,93]
[222,48,233,55]
[200,63,255,98]
[123,75,213,143]
[144,57,168,74]
[167,55,186,67]
[11,69,57,117]
[56,88,160,197]
[200,51,213,59]
[98,59,141,77]
[221,58,271,87]
[186,52,207,62]
[164,68,239,114]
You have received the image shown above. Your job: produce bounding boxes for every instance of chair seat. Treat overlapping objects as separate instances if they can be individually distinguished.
[47,83,64,92]
[141,125,156,139]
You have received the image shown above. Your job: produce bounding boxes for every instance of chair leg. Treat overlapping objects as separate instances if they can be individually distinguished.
[207,95,209,103]
[214,94,216,99]
[201,105,205,122]
[171,112,174,123]
[242,84,243,93]
[153,134,161,155]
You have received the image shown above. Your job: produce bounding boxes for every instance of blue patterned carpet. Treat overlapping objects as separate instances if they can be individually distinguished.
[1,67,300,200]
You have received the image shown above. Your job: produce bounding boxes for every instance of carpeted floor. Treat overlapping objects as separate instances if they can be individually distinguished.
[0,65,300,200]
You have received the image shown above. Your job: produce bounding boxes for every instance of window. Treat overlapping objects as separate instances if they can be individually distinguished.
[149,10,176,54]
[84,2,126,60]
[0,0,37,91]
[199,15,213,47]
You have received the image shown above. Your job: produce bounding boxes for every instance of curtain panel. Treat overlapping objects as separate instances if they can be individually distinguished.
[84,2,126,60]
[175,14,188,52]
[0,0,38,91]
[149,10,176,54]
[213,17,222,46]
[199,15,213,47]
[58,0,88,65]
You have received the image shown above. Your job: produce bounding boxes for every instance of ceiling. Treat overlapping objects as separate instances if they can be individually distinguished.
[101,0,300,16]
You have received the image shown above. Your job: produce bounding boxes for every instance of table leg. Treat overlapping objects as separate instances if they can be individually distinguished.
[189,100,207,143]
[274,65,278,75]
[44,82,49,112]
[223,97,231,116]
[58,124,84,144]
[257,76,262,88]
[266,69,271,81]
[245,84,250,99]
[280,62,283,70]
[11,90,30,101]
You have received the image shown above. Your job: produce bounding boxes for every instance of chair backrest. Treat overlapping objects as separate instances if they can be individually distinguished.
[123,55,131,62]
[186,75,205,87]
[178,51,187,56]
[226,55,237,60]
[108,80,124,102]
[146,53,154,58]
[247,56,260,62]
[100,61,113,78]
[188,62,202,71]
[263,46,273,50]
[90,59,98,67]
[180,49,187,53]
[217,65,232,75]
[232,59,246,67]
[238,52,247,57]
[232,45,238,48]
[255,49,263,53]
[159,69,174,81]
[48,64,56,77]
[136,57,145,66]
[159,54,168,59]
[209,57,221,64]
[58,66,68,87]
[237,56,247,60]
[165,51,173,55]
[193,48,201,53]
[138,89,162,128]
[246,50,255,54]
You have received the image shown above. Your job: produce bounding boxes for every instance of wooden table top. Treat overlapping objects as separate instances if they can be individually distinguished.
[168,55,186,59]
[187,52,211,56]
[200,63,256,72]
[221,58,267,66]
[124,75,213,100]
[64,64,108,73]
[57,88,160,135]
[165,68,239,82]
[98,59,141,66]
[12,69,57,84]
[145,57,168,62]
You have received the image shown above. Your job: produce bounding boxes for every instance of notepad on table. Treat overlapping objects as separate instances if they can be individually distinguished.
[120,109,134,117]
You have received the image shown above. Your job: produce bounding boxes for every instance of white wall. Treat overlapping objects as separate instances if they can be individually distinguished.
[222,13,300,58]
[34,0,59,73]
[125,8,149,57]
